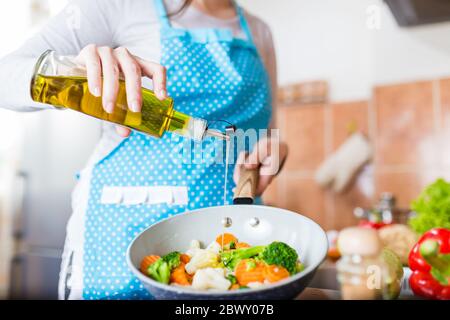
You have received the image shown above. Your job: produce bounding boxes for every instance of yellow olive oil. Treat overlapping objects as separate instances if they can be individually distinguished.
[30,74,192,138]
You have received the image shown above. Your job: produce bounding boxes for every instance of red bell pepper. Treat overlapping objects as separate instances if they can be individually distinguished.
[408,228,450,300]
[358,219,390,230]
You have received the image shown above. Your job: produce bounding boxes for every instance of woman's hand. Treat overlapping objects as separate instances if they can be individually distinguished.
[75,44,167,137]
[233,137,288,196]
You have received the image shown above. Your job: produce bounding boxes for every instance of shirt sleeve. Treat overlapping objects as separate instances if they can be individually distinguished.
[0,0,117,112]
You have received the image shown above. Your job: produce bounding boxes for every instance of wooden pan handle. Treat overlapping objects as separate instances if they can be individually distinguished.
[233,166,259,205]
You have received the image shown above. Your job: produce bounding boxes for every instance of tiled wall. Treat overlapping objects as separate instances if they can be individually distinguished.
[263,78,450,231]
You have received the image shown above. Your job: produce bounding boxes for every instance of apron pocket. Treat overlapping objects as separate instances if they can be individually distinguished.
[99,186,189,206]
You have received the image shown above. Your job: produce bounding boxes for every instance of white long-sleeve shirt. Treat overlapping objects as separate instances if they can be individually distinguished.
[0,0,277,167]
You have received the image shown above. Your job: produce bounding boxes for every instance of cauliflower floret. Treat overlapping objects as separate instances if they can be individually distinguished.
[206,241,222,254]
[191,268,231,291]
[185,249,219,275]
[186,240,201,257]
[247,281,266,289]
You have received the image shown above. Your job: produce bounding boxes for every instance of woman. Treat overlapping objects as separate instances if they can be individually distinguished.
[0,0,287,299]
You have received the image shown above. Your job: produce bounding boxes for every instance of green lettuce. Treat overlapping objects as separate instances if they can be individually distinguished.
[410,179,450,234]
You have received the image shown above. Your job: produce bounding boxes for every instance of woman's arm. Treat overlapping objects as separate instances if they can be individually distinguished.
[234,14,287,196]
[246,12,278,129]
[0,0,116,112]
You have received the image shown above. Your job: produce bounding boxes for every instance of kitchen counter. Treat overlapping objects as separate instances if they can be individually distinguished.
[298,260,420,300]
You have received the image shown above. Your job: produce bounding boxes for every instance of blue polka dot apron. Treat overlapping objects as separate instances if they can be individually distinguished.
[81,0,272,300]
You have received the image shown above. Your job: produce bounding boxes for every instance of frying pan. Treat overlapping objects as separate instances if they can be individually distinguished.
[126,168,328,300]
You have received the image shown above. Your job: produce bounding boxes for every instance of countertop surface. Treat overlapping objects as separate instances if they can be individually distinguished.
[297,260,419,300]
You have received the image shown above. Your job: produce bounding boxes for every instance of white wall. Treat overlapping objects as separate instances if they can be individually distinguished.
[0,0,100,249]
[241,0,450,101]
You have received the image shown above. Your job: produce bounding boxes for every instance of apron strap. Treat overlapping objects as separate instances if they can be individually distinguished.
[234,2,256,46]
[154,0,171,29]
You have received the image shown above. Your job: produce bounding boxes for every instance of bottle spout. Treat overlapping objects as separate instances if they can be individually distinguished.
[205,125,236,141]
[205,129,230,141]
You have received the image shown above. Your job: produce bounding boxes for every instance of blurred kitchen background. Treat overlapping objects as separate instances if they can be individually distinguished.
[1,0,450,299]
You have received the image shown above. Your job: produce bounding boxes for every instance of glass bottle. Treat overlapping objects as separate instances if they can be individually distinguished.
[336,227,390,300]
[30,50,227,141]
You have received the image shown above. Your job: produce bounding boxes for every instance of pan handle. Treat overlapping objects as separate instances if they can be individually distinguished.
[233,166,259,205]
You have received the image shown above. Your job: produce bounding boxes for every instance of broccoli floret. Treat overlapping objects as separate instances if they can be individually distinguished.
[228,241,236,250]
[226,274,237,285]
[147,251,181,284]
[220,246,265,270]
[147,259,171,284]
[162,251,181,270]
[260,242,298,275]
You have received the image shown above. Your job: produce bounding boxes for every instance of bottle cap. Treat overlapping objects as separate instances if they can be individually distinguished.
[187,118,208,141]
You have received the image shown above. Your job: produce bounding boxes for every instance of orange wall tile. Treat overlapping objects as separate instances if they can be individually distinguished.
[331,101,369,150]
[270,78,450,231]
[374,81,437,168]
[374,170,442,208]
[279,104,326,171]
[439,78,450,167]
[283,176,329,230]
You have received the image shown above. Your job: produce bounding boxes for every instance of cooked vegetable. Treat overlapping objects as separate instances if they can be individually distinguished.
[264,265,290,283]
[235,259,265,286]
[226,274,237,285]
[170,263,191,286]
[141,235,303,291]
[409,228,450,300]
[296,262,305,273]
[180,253,191,264]
[410,179,450,234]
[147,259,171,284]
[230,284,240,290]
[247,281,266,289]
[246,259,257,271]
[216,233,239,247]
[260,242,299,275]
[206,241,222,254]
[220,246,265,270]
[236,242,251,249]
[185,248,219,275]
[191,268,231,291]
[186,240,201,257]
[162,252,181,270]
[140,255,160,274]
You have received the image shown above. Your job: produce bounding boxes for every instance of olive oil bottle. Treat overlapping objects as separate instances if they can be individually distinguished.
[30,50,227,141]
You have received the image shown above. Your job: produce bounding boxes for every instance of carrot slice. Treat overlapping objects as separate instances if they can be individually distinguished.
[235,259,265,286]
[170,263,191,286]
[216,233,239,247]
[140,255,160,274]
[180,253,191,264]
[236,242,251,249]
[264,264,290,283]
[230,284,240,290]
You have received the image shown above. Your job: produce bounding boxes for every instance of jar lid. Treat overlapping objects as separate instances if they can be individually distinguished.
[338,227,382,256]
